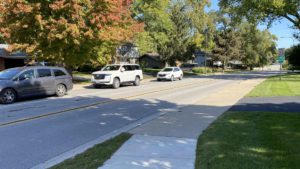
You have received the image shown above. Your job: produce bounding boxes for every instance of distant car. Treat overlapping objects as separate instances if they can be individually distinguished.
[91,64,143,89]
[0,66,73,104]
[180,63,198,71]
[157,67,183,81]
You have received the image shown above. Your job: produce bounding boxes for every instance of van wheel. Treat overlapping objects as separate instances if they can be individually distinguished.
[133,76,140,86]
[56,84,66,97]
[0,88,17,104]
[112,78,120,89]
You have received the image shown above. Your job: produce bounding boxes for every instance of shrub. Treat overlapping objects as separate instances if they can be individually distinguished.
[192,67,213,74]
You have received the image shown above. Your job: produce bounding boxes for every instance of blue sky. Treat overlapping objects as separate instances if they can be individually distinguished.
[208,0,297,49]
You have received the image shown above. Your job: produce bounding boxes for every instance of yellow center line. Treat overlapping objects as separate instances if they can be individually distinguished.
[0,79,217,127]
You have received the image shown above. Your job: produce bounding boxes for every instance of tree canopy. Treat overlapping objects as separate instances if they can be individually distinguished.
[286,44,300,68]
[132,0,211,65]
[0,0,141,67]
[219,0,300,30]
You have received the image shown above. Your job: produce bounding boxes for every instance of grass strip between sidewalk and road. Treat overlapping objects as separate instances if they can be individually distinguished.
[195,111,300,169]
[247,73,300,97]
[51,133,132,169]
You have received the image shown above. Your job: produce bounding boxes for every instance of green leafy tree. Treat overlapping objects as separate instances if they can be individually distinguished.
[219,0,300,29]
[212,28,243,70]
[133,0,211,65]
[239,22,277,69]
[211,15,243,71]
[188,1,216,52]
[159,2,192,65]
[286,44,300,69]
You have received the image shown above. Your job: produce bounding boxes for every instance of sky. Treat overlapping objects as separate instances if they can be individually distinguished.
[208,0,297,49]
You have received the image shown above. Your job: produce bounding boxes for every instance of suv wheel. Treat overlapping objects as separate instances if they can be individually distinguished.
[56,84,67,97]
[0,88,17,104]
[113,78,120,89]
[133,76,140,86]
[94,84,102,88]
[179,74,183,80]
[170,75,174,82]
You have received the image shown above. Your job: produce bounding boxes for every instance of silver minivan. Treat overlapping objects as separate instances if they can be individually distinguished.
[0,66,73,104]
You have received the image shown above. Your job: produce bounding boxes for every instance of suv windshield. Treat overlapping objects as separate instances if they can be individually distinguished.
[162,68,173,72]
[0,68,21,80]
[102,65,120,71]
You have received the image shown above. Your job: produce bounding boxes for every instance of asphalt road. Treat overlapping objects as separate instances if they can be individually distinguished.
[0,72,278,169]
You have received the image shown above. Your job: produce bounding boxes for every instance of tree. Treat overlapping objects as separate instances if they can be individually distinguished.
[286,44,300,69]
[159,2,192,65]
[133,0,211,65]
[188,1,216,52]
[212,28,243,70]
[0,0,140,68]
[211,14,243,71]
[219,0,300,30]
[132,0,173,58]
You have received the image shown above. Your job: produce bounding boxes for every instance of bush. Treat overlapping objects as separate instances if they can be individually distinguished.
[143,68,161,75]
[192,67,213,74]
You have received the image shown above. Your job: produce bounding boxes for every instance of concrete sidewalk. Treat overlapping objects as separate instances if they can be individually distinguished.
[99,78,265,169]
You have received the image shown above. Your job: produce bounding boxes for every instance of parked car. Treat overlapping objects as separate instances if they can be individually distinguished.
[157,67,183,81]
[0,66,73,104]
[91,64,143,89]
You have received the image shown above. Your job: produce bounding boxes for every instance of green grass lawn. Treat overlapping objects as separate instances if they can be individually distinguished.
[248,73,300,97]
[195,111,300,169]
[51,133,131,169]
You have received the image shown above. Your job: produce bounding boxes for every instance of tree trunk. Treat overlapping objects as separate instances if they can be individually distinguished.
[249,65,253,71]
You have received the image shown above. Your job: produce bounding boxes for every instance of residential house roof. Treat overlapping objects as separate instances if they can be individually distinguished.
[0,44,27,59]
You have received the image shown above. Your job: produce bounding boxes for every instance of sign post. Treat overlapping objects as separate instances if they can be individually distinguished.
[278,55,285,80]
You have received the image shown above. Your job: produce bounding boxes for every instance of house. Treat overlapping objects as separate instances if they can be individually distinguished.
[186,50,212,67]
[115,43,139,64]
[0,44,27,71]
[139,53,164,69]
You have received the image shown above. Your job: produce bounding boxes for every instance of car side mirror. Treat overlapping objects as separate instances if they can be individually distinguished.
[121,67,125,72]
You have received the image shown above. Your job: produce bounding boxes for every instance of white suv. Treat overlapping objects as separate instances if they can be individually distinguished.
[91,64,143,89]
[157,67,183,81]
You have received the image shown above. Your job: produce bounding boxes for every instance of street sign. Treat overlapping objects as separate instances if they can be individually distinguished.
[278,55,285,64]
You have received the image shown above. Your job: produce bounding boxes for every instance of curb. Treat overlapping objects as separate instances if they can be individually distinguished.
[30,109,169,169]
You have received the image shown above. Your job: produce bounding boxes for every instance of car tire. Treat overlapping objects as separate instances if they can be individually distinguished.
[133,76,140,86]
[179,74,183,80]
[56,84,67,97]
[93,84,102,88]
[170,75,174,82]
[112,78,120,89]
[0,88,17,104]
[157,78,161,81]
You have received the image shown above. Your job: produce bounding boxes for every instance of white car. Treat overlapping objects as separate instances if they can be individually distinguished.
[91,64,143,89]
[157,67,183,81]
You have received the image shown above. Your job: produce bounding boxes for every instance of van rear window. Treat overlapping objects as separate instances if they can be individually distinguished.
[37,69,52,77]
[53,69,66,76]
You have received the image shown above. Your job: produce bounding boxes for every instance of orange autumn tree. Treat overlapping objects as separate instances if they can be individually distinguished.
[0,0,142,67]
